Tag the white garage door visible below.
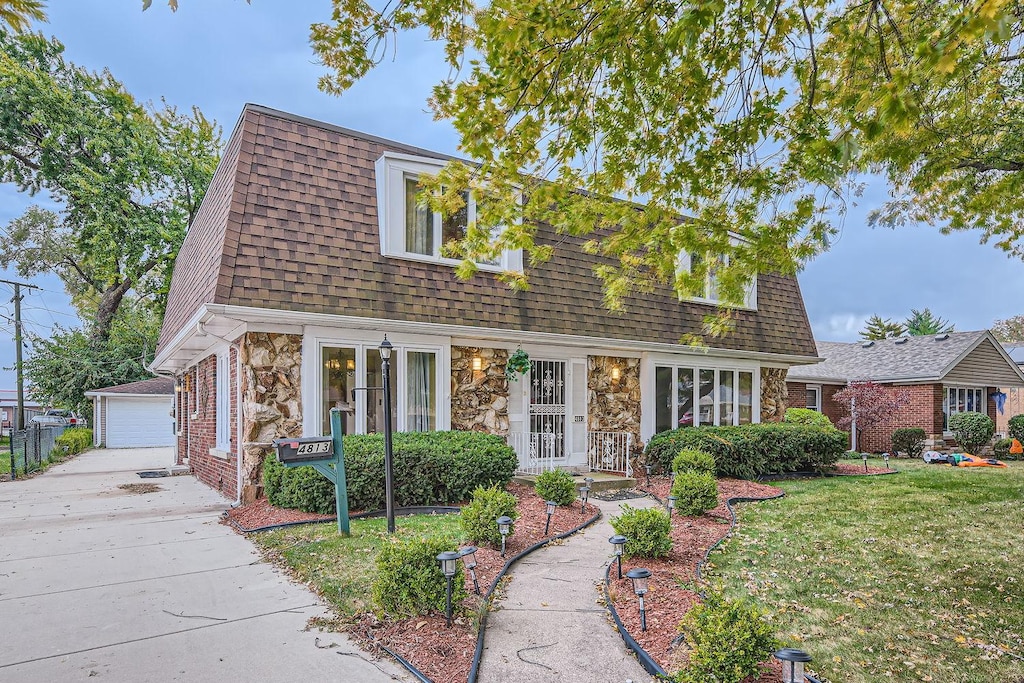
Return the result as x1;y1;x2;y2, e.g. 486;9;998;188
106;397;175;448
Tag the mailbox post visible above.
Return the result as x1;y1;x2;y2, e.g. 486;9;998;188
272;407;350;535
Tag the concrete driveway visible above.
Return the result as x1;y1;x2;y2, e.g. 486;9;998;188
0;448;407;683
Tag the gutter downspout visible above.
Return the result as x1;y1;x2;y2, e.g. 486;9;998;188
145;362;184;469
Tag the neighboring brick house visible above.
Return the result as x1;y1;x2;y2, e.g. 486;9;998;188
787;331;1024;453
996;345;1024;436
151;104;821;503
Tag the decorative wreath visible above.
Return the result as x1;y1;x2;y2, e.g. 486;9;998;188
505;348;530;381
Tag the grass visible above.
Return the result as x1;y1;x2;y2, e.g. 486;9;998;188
710;458;1024;683
252;513;464;619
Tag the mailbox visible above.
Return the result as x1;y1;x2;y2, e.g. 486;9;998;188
273;436;335;465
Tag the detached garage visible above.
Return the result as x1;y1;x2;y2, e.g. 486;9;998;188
86;377;175;448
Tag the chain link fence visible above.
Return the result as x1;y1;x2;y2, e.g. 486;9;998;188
8;424;67;478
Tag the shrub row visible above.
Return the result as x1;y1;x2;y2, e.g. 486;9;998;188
55;427;93;457
264;431;518;514
646;423;847;479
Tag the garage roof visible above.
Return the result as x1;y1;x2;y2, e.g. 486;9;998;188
86;377;174;396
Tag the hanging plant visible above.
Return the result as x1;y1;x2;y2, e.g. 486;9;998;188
505;348;530;381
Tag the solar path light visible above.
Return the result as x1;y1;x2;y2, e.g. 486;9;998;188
609;534;627;579
458;546;480;595
496;516;512;557
436;551;460;628
544;500;557;535
775;648;812;683
625;567;652;631
579;486;591;515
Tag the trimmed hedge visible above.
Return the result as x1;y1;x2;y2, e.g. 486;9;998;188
610;504;672;558
672;449;716;476
371;534;467;619
646;423;847;479
670;471;718;517
891;427;926;459
54;428;93;457
534;468;577;505
460;484;519;546
949;411;994;454
264;431;518;513
783;407;833;428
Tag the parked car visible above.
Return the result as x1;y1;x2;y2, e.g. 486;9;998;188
30;410;88;427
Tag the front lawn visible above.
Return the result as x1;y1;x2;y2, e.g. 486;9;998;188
711;459;1024;683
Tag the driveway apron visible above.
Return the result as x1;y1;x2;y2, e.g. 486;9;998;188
0;448;407;683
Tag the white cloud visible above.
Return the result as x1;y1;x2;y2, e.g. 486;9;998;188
812;314;869;343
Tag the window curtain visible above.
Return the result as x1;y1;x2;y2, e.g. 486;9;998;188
405;176;432;255
407;352;435;432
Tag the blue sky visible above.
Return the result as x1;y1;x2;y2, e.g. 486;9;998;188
0;0;1021;391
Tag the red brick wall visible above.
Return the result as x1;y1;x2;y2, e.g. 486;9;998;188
176;352;238;499
786;382;807;411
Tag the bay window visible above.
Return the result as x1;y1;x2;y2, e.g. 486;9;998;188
943;386;985;431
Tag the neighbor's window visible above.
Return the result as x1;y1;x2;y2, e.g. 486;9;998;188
654;365;757;430
806;385;822;412
377;153;521;270
943;386;985;431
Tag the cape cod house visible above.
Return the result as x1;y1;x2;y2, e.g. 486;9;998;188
786;331;1024;453
152;104;820;503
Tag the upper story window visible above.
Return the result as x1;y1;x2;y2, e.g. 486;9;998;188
376;152;522;271
676;240;757;309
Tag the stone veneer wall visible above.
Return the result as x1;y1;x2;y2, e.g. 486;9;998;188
761;367;788;422
451;346;509;434
588;356;642;456
239;332;302;503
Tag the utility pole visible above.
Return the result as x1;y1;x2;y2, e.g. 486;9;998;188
2;279;37;431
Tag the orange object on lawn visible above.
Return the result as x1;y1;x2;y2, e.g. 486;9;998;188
950;453;1007;468
1011;439;1023;455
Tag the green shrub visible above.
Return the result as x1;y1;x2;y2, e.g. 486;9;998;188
890;427;926;459
672;449;716;476
262;430;518;513
670;471;718;517
610;505;672;558
783;407;833;428
1008;414;1024;443
948;411;995;454
371;535;467;619
674;589;779;683
534;468;577;505
460;485;519;546
54;428;93;458
645;423;847;479
994;437;1013;460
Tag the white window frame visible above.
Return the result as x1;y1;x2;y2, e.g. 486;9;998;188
806;384;822;412
375;152;523;272
675;237;757;309
301;329;450;437
215;350;231;452
943;385;985;433
648;360;760;435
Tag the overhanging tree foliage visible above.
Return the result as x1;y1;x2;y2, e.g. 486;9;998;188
305;0;1022;329
0;30;221;341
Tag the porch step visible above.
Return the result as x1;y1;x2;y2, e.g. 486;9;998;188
513;471;637;493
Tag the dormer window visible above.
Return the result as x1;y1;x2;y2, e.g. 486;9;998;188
376;152;521;271
676;247;756;309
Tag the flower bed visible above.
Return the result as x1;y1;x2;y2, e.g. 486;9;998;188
614;475;787;681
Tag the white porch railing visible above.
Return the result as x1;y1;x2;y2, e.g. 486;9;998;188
587;431;634;477
507;431;563;475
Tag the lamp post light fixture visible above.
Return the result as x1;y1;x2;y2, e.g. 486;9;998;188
544;500;557;535
775;648;812;683
497;515;512;557
667;495;677;516
862;451;869;473
579;486;591;515
437;551;460;628
625;567;652;631
458;546;480;595
379;336;396;533
609;534;627;579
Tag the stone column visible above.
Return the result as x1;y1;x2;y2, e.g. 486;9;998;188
588;356;642;469
450;346;510;435
239;332;303;503
760;367;788;422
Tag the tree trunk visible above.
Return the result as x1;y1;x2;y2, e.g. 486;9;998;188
91;279;134;343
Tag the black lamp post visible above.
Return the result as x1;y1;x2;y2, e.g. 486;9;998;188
379;336;396;533
437;551;459;627
544;500;556;535
626;567;652;631
579;486;591;515
775;648;812;683
497;515;512;557
609;534;627;579
458;546;480;595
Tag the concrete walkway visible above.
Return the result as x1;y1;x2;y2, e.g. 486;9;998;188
0;448;408;683
477;495;661;683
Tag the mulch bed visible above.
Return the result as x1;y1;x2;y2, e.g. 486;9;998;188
231;484;596;683
614;475;788;681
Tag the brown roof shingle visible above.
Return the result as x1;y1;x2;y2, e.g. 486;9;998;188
158;105;817;358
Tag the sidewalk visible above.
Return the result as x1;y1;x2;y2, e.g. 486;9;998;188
476;494;661;683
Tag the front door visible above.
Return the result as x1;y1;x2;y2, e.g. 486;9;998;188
529;359;566;461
